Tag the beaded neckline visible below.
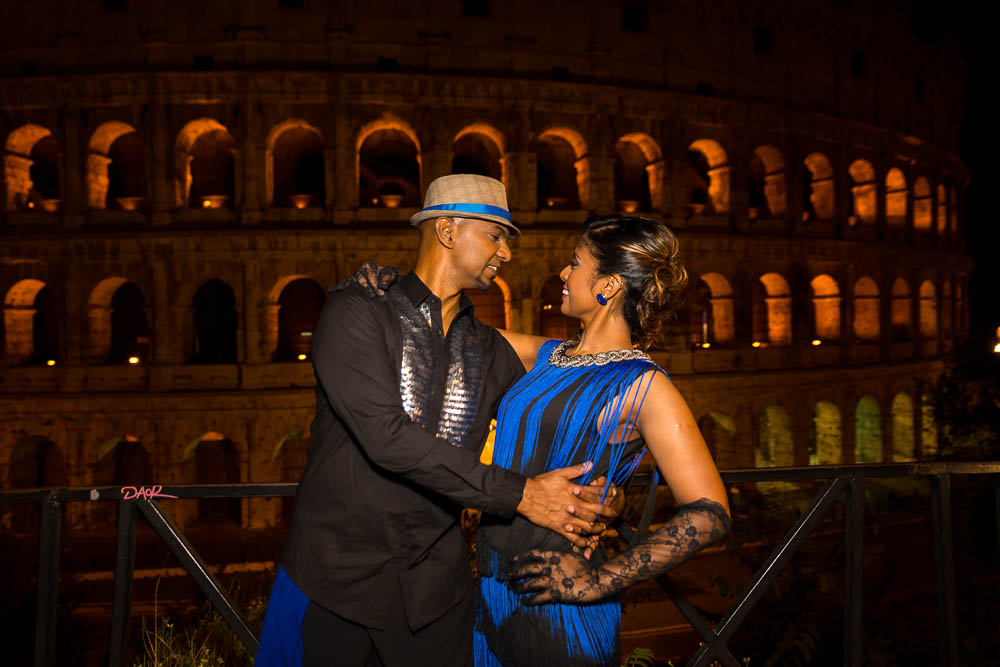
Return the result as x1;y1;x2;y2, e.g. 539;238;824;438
548;340;652;368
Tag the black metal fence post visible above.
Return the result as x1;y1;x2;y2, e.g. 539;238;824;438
843;474;864;666
931;474;959;666
108;501;138;667
33;493;61;667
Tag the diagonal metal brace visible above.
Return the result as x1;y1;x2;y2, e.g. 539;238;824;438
689;476;849;667
657;574;741;667
137;499;259;655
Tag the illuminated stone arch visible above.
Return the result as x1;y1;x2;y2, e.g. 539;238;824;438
537;127;588;209
88;277;149;363
191;279;238;363
689;272;734;346
698;411;736;462
918;280;937;340
890;393;915;461
356;115;422;208
848;159;877;225
614;132;663;212
268;275;326;361
752;272;791;346
920;392;937;458
266;119;326;208
936;183;948;235
890;278;912;341
453;123;505;183
5;123;60;212
853;276;880;342
193;432;241;524
803;152;834;221
854;395;882;463
175;118;235;209
686;139;729;214
539;274;577;339
464;276;510;329
748;145;786;218
809;400;842;465
4;278;59;365
756;405;794;467
913;177;932;230
885;167;908;227
87;121;145;210
809;274;841;342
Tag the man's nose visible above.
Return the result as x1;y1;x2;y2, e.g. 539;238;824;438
497;240;512;262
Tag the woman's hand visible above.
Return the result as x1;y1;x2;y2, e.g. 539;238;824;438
503;549;619;605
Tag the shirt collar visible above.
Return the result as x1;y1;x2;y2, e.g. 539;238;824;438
399;271;475;315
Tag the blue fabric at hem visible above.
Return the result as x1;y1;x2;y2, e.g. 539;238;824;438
255;567;310;667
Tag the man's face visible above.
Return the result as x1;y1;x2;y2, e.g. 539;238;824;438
451;218;513;290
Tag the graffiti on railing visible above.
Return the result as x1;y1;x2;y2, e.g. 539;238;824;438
121;485;178;500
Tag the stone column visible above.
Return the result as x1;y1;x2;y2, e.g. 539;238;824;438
150;103;172;225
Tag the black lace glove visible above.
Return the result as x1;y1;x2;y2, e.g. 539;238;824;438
505;497;730;605
334;261;399;297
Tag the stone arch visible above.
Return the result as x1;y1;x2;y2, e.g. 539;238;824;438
809;274;841;342
87;121;145;210
8;436;66;532
854;395;882;463
689;272;734;346
91;434;152;526
936;183;948;235
756;405;794;467
266;119;326;208
537;127;588;209
193;432;241;524
809;400;842;465
885;167;908;227
175;118;235;209
913;177;932;230
948;187;958;236
464;277;509;329
5;123;60;212
614;132;662;212
192;279;238;363
803;152;834;221
748;145;786;218
686;139;730;214
698;411;736;462
890;278;912;341
941;280;953;338
848;159;877;225
853;276;880;342
89;278;148;363
453;123;505;183
918;280;937;339
269;276;326;361
356;115;421;208
4;279;59;365
891;392;915;461
753;272;791;346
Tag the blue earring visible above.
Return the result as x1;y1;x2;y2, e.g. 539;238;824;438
596;293;608;305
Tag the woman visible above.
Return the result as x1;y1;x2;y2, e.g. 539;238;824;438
475;215;731;667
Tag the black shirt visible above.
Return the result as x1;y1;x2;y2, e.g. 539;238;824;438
281;272;527;631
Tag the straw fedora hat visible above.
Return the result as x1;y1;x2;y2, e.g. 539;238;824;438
410;174;520;239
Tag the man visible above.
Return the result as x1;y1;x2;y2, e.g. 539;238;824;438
256;174;616;667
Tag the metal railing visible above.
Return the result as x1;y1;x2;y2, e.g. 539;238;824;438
2;461;999;667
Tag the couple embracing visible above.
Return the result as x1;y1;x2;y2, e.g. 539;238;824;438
256;174;730;667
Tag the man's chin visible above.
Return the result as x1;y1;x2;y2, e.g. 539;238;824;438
472;273;495;290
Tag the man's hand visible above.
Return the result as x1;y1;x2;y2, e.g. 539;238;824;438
516;462;616;548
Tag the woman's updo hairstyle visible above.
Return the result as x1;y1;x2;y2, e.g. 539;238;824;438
581;215;688;350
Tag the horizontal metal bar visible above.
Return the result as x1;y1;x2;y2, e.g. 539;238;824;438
3;462;999;504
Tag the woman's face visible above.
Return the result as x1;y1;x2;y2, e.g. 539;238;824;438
558;242;601;319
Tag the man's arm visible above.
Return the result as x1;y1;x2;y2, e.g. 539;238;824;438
314;285;609;545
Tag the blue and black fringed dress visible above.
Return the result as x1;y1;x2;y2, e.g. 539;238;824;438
475;339;664;667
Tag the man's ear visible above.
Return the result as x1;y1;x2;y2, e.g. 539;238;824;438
434;216;457;249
